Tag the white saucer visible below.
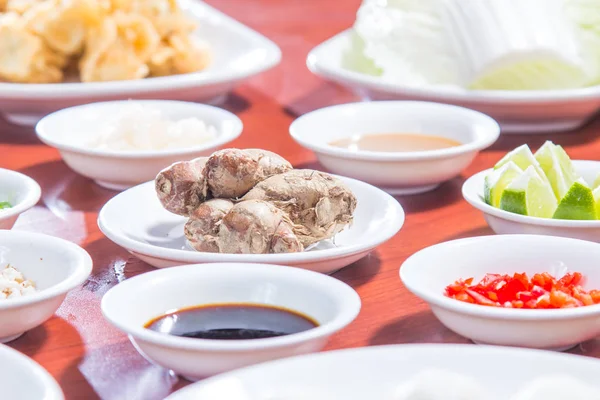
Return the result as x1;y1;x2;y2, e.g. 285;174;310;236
0;344;64;400
0;0;281;126
307;30;600;134
98;176;404;273
166;344;600;399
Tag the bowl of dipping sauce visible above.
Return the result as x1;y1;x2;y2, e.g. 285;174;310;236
101;263;361;381
290;101;500;195
36;100;242;191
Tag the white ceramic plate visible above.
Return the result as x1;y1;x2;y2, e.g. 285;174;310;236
97;177;404;272
36;100;243;190
463;160;600;242
0;344;64;400
401;234;600;351
289;101;499;195
0;168;41;230
307;30;600;134
166;344;600;399
0;0;281;126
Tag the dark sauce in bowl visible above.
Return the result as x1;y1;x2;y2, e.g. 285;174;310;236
145;303;319;340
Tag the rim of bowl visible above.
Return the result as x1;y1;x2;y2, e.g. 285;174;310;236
289;101;500;162
400;234;600;320
307;30;600;104
0;344;64;400
97;177;405;264
463;163;600;228
0;169;41;224
101;263;362;351
0;231;93;310
35;100;243;159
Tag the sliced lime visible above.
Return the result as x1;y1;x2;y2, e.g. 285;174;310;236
534;141;578;200
484;161;522;207
499;166;557;218
593;173;600;190
553;179;596;220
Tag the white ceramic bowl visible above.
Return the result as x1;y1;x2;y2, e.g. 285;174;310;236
0;0;280;126
36;100;243;190
0;169;41;229
307;29;600;134
97;176;404;272
0;230;93;343
400;234;600;351
101;263;361;381
166;344;600;400
463;160;600;242
289;101;499;195
0;344;64;400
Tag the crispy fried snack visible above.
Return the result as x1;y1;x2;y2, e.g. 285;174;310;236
0;12;64;83
79;11;159;82
23;0;104;56
149;33;210;77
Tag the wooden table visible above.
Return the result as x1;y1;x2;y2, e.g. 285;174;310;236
3;0;600;398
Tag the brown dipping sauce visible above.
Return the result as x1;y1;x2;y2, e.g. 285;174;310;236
329;133;461;152
145;303;319;340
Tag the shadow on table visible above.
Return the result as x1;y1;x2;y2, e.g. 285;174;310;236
333;252;381;288
368;310;469;346
19;160;116;213
220;93;251;115
442;226;495;242
12;316;100;399
0;116;40;145
282;83;357;119
9;323;48;357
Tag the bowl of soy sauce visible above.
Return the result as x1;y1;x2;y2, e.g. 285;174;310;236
101;263;361;381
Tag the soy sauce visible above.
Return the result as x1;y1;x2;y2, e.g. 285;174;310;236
145;303;319;340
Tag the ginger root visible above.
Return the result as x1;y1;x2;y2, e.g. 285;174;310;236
155;157;208;216
204;148;292;199
218;200;303;254
242;170;357;247
185;199;233;252
154;148;356;255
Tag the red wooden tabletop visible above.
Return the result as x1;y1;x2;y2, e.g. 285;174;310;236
2;0;600;399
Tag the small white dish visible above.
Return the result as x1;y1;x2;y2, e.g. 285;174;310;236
289;101;499;195
307;30;600;134
101;263;361;380
0;0;281;126
0;230;92;343
0;344;64;400
0;169;41;230
166;344;600;399
463;160;600;242
36;100;242;190
97;176;404;272
401;234;600;351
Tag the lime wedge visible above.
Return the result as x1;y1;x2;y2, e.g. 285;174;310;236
534;141;579;200
484;161;522;207
593;173;600;190
553;179;596;220
499;166;558;218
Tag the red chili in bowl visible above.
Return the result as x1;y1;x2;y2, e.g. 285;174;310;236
444;272;600;309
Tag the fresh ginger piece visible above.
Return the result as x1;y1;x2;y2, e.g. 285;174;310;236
184;199;233;253
204;149;292;199
155;157;208;216
242;169;357;247
218;200;303;254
